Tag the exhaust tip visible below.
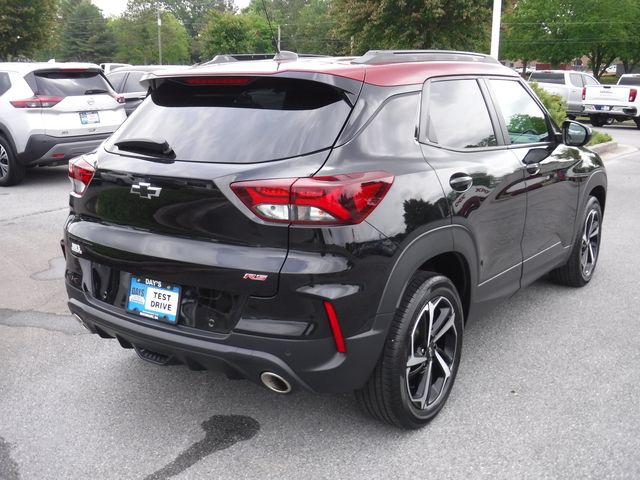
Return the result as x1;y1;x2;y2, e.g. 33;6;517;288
260;372;292;394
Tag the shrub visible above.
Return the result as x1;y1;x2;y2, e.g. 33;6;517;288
529;81;567;127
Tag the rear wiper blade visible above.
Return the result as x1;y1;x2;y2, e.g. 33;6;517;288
84;89;109;95
114;138;176;162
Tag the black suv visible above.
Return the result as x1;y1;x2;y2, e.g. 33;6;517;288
63;50;607;429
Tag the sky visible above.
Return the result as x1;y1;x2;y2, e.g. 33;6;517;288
91;0;250;17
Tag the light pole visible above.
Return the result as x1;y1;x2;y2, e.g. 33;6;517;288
157;6;162;65
490;0;502;60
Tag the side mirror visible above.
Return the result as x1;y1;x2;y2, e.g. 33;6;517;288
562;120;592;147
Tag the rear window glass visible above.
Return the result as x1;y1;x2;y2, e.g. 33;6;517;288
529;72;564;84
123;71;146;93
618;76;640;86
0;72;11;96
34;71;112;96
106;77;352;163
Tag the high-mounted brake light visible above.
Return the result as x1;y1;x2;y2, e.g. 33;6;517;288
230;171;394;225
184;77;252;85
68;156;96;197
582;86;586;101
629;88;637;102
10;95;63;108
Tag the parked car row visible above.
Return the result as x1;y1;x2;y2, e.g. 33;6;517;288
0;62;127;186
0;62;189;186
529;69;640;128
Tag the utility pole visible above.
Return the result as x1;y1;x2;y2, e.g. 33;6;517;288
157;5;163;65
277;25;281;52
490;0;502;60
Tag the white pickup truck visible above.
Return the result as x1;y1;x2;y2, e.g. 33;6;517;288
582;74;640;128
528;70;600;118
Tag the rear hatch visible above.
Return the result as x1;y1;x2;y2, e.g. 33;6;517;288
29;68;125;136
584;84;637;105
68;73;359;318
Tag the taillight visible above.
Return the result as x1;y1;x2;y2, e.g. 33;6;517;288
582;87;586;101
112;93;125;104
629;88;637;102
68;156;96;197
231;171;393;225
10;95;63;108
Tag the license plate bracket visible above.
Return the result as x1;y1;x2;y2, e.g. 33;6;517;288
80;111;100;124
127;276;181;324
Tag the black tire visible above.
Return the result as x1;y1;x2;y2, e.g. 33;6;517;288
634;118;640;130
590;115;605;127
355;272;464;429
0;136;26;186
549;196;602;287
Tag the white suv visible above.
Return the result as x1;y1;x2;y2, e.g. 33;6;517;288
0;62;126;186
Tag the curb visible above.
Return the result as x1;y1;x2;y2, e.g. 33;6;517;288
588;141;618;154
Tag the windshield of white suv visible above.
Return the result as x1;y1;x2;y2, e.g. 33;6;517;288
34;70;113;96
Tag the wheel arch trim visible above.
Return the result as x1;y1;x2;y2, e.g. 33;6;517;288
376;225;479;317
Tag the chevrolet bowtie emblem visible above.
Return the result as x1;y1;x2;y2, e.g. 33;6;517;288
131;182;162;199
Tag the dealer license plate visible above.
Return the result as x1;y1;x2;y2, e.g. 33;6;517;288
80;111;100;124
127;276;181;323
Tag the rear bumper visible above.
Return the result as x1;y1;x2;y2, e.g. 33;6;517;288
16;133;113;166
582;104;638;118
66;284;392;394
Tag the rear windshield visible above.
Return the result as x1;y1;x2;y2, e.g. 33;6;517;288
529;72;564;84
34;70;112;96
105;77;353;163
618;76;640;86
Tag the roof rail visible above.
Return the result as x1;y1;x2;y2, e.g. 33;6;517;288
352;50;500;66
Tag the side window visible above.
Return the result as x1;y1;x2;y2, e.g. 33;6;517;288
0;72;11;96
123;72;145;93
107;71;127;93
488;79;551;145
570;73;584;87
583;75;599;86
425;79;497;149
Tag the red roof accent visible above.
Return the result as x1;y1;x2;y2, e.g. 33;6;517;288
149;58;518;87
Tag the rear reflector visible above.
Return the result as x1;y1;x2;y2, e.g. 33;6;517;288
10;95;64;108
323;301;346;353
231;171;393;225
52;153;65;159
184;77;252;85
68;156;96;197
629;88;637;102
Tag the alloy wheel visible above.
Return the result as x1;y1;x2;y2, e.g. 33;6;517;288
405;296;458;410
0;144;8;179
581;208;600;277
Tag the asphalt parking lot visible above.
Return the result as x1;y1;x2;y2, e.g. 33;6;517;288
1;124;640;480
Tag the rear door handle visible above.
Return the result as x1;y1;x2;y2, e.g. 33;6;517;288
449;174;473;192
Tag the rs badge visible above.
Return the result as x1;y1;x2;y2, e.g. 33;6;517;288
243;273;268;281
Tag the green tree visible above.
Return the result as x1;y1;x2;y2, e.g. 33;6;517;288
111;9;190;64
126;0;235;36
0;0;58;60
57;0;114;62
200;11;273;58
502;0;640;79
244;0;343;54
328;0;492;55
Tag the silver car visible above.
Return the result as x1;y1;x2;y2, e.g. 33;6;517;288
0;62;126;186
